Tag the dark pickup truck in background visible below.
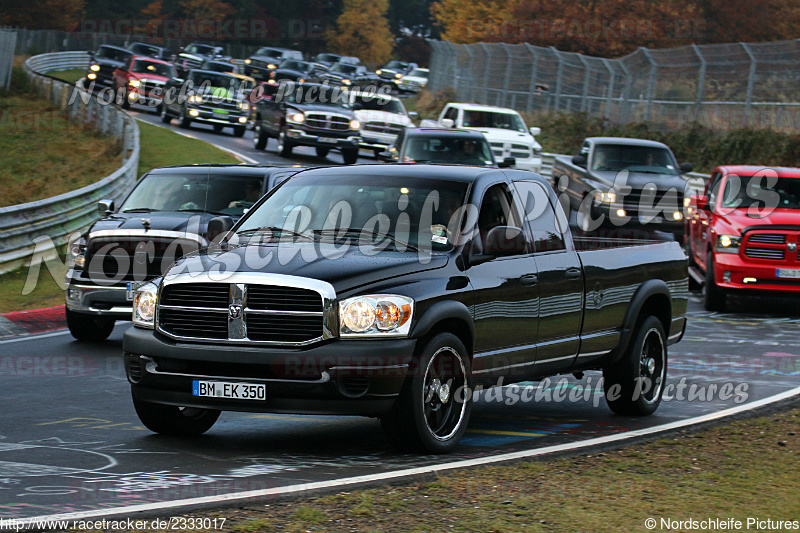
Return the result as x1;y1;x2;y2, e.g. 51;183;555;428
65;165;299;341
123;165;688;453
553;137;693;241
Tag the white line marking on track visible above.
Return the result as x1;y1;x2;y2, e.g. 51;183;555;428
0;329;70;344
137;118;258;164
15;385;800;525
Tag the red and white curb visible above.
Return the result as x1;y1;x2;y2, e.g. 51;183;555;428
0;306;65;339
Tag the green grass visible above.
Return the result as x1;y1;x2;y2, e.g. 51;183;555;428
46;68;85;85
130;407;799;532
135;120;238;177
0;260;67;313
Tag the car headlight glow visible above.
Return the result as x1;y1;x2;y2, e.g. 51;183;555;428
244;59;252;64
267;63;277;69
128;80;141;87
132;280;160;329
66;239;86;269
87;73;97;80
395;73;402;78
188;94;203;103
341;78;351;85
715;234;741;254
90;64;100;72
376;69;382;75
593;190;617;203
340;295;413;337
349;119;360;129
239;102;249;110
288;112;305;123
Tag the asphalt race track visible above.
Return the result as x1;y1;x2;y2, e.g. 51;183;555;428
1;293;799;521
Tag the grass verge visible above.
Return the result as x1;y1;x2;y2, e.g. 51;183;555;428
0;261;67;313
46;68;85;85
135;406;799;533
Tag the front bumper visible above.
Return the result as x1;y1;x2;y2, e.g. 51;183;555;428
123;326;416;416
187;107;249;126
511;156;542;172
65;279;132;319
286;128;360;150
359;131;398;150
713;253;800;293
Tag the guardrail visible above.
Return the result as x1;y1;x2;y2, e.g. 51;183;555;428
0;52;140;274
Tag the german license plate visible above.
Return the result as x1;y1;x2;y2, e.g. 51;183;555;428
639;215;662;224
776;269;800;278
192;380;266;400
318;137;338;143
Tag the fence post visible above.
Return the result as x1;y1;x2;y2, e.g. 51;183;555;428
602;58;615;121
502;44;514;108
465;45;475;102
551;47;564;112
640;47;657;123
578;54;591;113
741;42;757;127
691;44;706;123
480;43;491;104
619;61;632;124
524;44;540;114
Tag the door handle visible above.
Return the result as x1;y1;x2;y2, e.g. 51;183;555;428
521;274;539;286
565;268;582;280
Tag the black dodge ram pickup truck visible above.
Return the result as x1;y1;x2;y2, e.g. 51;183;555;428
123;165;688;453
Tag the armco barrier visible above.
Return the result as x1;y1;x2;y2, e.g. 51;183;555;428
0;52;140;274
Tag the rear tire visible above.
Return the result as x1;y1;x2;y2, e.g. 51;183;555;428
704;251;726;312
160;104;172;124
277;129;293;157
603;315;667;416
66;308;115;341
316;146;330;158
342;148;358;165
133;395;220;436
380;332;472;453
233;125;246;137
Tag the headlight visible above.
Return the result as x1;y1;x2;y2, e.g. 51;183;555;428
87;73;97;80
341;78;351;85
395;73;402;79
67;239;86;269
267;63;277;69
244;59;252;64
715;234;741;254
188;94;203;103
132;280;160;329
349;119;360;129
376;69;382;75
239;102;249;110
90;64;100;72
128;80;141;87
340;295;413;337
288;112;305;123
593;190;617;203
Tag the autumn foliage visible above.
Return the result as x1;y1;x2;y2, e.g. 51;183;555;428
326;0;394;65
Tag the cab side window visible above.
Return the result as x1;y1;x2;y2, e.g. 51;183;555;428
474;184;526;255
443;107;457;122
707;171;723;210
513;180;566;252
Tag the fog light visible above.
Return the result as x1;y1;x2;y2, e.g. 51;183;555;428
723;271;732;283
743;277;757;284
238;116;247;123
128;91;138;99
68;289;81;302
673;211;683;221
189;109;199;117
87;73;97;80
616;209;626;217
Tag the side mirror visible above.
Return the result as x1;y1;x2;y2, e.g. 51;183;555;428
571;155;587;167
441;118;455;128
207;216;234;242
694;195;709;211
482;226;527;257
408;111;419;120
377;150;395;162
97;199;114;215
498;157;516;168
680;162;694;174
529;126;541;136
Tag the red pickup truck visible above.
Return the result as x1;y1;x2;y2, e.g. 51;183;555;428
686;165;800;311
113;56;177;110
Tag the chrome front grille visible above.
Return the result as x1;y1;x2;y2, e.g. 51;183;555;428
157;276;335;345
744;247;785;260
748;233;786;244
363;121;403;134
84;236;201;282
306;113;351;131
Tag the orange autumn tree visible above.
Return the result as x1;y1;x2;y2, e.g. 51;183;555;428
1;0;85;31
179;0;236;21
326;0;394;65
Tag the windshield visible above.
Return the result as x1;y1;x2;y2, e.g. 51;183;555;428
188;72;243;93
96;47;131;62
332;64;357;75
721;175;800;210
236;174;470;251
408;68;428;77
284;85;350;107
385;61;408;70
352;94;405;114
280;60;309;71
316;53;339;62
121;173;266;217
462;110;526;132
131;60;175;78
131;44;160;56
204;61;233;73
185;44;215;55
592;145;679;175
403;136;494;166
255;48;281;57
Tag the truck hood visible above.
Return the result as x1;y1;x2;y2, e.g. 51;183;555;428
591;170;689;193
165;244;449;294
402;75;427;84
714;209;800;234
288;103;355;116
87;211;232;240
466;128;540;150
354;109;412;126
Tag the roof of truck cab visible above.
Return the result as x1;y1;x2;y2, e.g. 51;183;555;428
292;163;505;183
404;128;487;140
147;164;305;176
587;137;670;149
446;103;520;114
718;165;800;177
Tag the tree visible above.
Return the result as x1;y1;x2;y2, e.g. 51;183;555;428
179;0;236;20
430;0;513;44
1;0;86;31
326;0;394;65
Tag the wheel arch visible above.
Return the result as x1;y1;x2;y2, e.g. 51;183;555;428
609;280;671;365
410;300;474;358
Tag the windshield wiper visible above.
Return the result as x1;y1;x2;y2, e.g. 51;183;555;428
312;228;419;252
236;226;314;241
122;208;155;213
176;208;229;216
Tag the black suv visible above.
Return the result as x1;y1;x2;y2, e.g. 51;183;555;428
128;42;172;61
317;62;381;88
252;82;361;164
176;43;230;77
379;128;514;168
160;70;250;136
245;47;304;80
87;45;133;87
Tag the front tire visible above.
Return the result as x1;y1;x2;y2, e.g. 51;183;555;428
704;251;726;312
315;146;330;158
603;315;667;416
66;308;115;341
233;125;246;137
253;121;268;150
342;148;359;165
380;332;472;453
160;104;172;124
276;129;293;157
179;106;191;129
133;395;220;436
